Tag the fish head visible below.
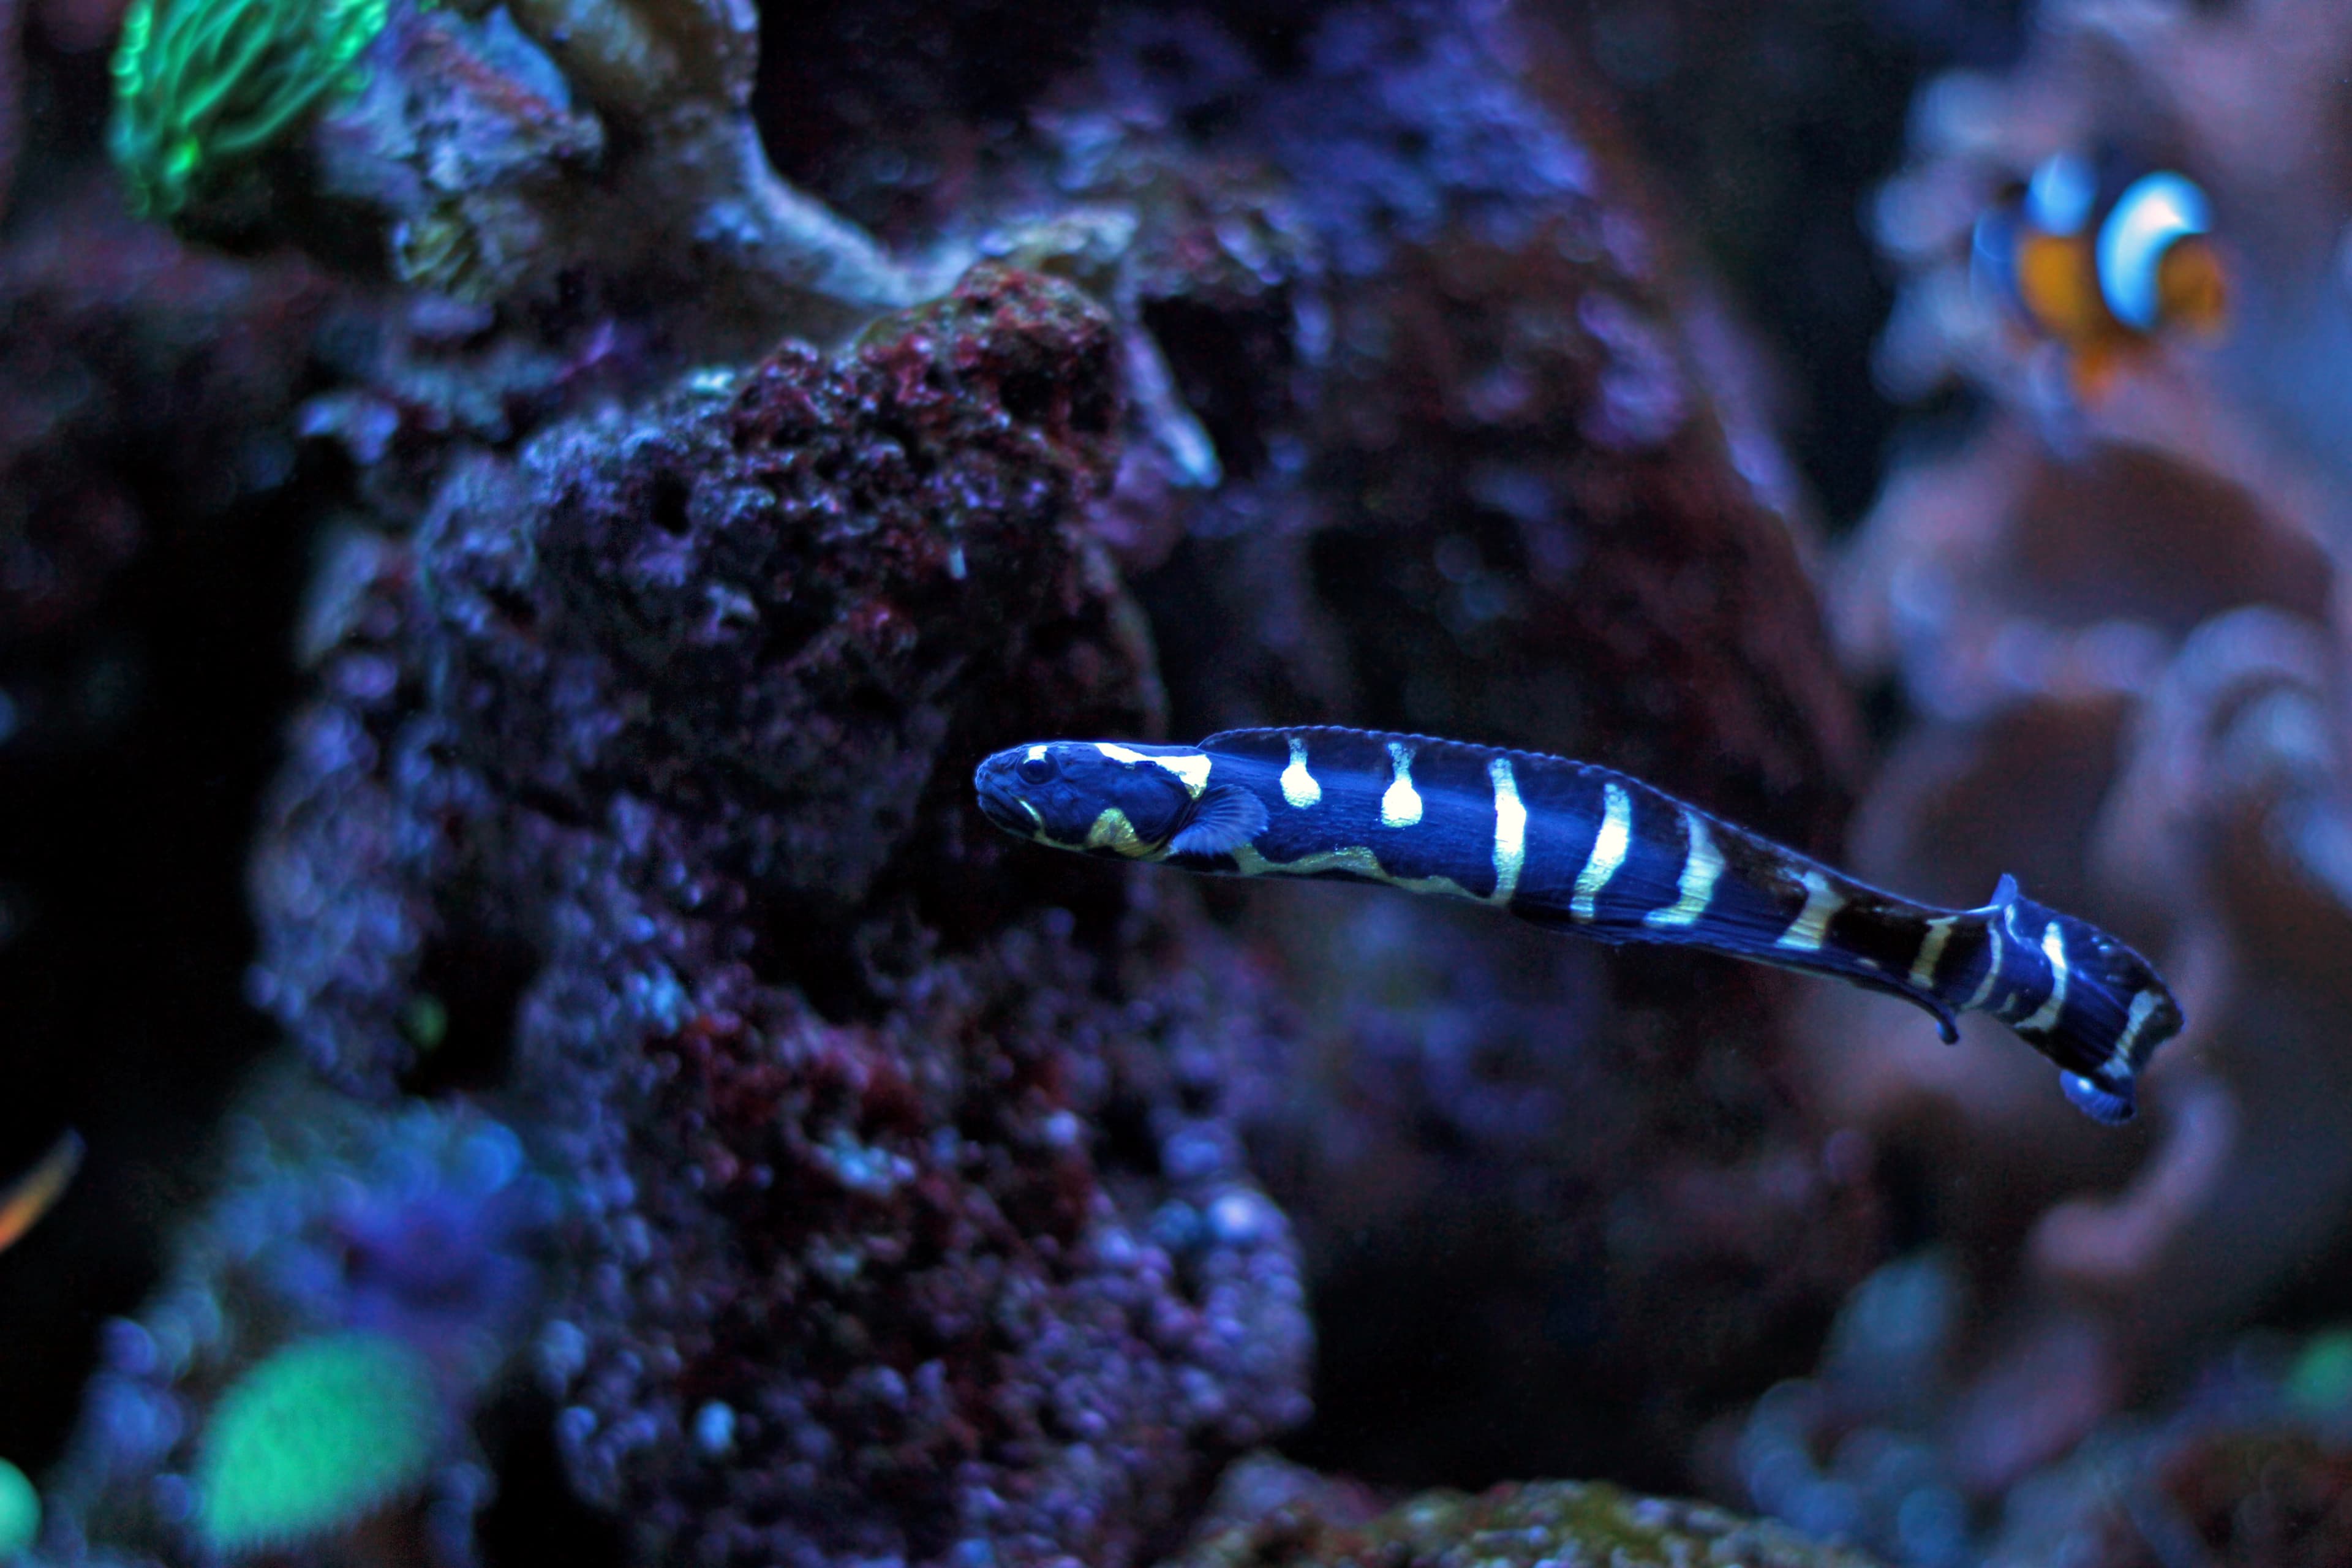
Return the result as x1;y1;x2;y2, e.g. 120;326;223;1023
974;740;1207;861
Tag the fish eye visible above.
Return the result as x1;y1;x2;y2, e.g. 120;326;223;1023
1016;754;1055;785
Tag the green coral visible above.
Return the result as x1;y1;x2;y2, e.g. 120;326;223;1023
108;0;391;219
2291;1326;2352;1414
0;1458;37;1559
1178;1461;1883;1568
194;1332;442;1554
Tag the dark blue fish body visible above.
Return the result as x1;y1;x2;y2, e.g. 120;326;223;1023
974;726;2182;1123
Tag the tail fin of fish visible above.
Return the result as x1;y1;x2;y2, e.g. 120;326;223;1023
1961;878;2181;1124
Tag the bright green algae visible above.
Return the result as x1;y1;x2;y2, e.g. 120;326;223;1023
0;1458;36;1558
194;1332;440;1553
108;0;391;219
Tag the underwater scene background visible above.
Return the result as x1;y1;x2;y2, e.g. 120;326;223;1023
5;0;2352;1562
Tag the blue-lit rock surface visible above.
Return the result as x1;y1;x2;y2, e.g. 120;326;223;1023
233;264;1313;1566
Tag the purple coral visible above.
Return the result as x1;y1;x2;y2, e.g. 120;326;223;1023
243;263;1310;1565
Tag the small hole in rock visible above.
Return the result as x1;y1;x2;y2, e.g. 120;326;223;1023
649;471;695;537
475;1385;628;1568
484;587;538;633
400;924;540;1096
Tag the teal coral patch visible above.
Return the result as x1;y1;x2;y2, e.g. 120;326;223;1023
0;1458;37;1558
194;1332;441;1553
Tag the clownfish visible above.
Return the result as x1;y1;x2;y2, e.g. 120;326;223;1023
1973;153;2228;396
0;1131;81;1255
976;729;2182;1123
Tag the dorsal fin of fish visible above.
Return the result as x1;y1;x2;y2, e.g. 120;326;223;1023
1200;726;1585;783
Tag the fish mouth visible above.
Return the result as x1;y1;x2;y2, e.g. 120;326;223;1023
973;755;1039;838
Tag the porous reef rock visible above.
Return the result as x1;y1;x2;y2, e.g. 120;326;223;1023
1174;1456;1883;1568
244;263;1310;1567
0;189;328;649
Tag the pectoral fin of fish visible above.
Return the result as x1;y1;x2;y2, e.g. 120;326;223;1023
1167;783;1271;858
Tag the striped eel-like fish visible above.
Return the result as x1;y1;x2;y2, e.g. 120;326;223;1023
973;727;2182;1123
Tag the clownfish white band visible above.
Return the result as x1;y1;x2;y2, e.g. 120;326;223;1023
2097;172;2211;333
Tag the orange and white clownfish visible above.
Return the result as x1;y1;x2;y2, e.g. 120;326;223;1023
1973;153;2228;396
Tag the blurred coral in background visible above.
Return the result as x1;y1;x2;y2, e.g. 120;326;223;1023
1734;0;2352;1559
12;0;2352;1564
